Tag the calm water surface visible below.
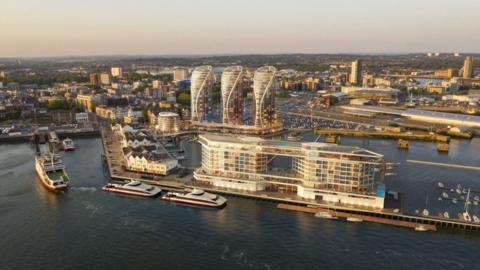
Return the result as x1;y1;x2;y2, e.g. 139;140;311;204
1;136;480;270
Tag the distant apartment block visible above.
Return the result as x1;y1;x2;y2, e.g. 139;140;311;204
349;59;363;86
100;73;111;85
111;67;123;78
174;67;189;81
463;56;474;79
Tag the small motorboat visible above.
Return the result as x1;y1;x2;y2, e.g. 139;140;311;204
452;198;458;204
346;217;363;223
462;211;472;222
443;212;450;219
473;215;480;223
442;192;449;199
474;195;479;201
62;138;75;151
415;225;428;232
315;211;338;220
437;182;445;188
422;209;429;216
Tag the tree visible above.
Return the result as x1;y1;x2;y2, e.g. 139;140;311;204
177;92;191;107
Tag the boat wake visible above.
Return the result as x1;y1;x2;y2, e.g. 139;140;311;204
220;245;274;269
71;187;97;192
82;201;101;217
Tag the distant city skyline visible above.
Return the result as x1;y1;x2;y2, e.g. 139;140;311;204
2;0;480;57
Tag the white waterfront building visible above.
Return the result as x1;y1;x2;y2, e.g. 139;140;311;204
253;66;278;129
221;66;244;125
194;134;386;208
191;66;214;122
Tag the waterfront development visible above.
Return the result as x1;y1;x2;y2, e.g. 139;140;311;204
1;136;480;269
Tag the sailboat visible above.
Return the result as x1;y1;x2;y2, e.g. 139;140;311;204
461;189;472;222
422;194;429;216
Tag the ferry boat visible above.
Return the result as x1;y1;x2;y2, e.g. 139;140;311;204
161;189;227;208
35;153;69;192
102;181;161;198
62;138;75;151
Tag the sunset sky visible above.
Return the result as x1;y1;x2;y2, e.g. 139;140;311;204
2;0;480;57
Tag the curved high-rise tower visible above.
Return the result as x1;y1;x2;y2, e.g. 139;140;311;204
191;66;214;122
253;66;277;129
221;66;244;125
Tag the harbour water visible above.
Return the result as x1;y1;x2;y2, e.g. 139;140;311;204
1;137;480;269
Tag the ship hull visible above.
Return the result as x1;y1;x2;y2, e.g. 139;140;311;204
102;187;161;198
35;161;68;192
161;196;226;208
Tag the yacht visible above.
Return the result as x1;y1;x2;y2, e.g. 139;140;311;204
442;192;449;199
161;189;227;208
35;153;69;192
102;181;161;197
62;138;75;151
461;189;472;222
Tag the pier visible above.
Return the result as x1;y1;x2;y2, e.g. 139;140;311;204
407;160;480;171
276;203;480;232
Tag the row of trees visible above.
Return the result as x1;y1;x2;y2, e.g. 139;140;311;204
2;73;88;85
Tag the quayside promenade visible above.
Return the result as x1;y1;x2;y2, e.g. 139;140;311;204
101;127;480;233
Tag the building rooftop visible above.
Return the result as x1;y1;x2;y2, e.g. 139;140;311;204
200;134;382;157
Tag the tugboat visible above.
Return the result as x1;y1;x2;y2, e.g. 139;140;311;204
102;181;161;197
35;152;69;192
397;139;409;150
161;189;227;208
62;138;75;151
436;142;449;153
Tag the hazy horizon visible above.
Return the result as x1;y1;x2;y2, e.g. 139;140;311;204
2;0;480;57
